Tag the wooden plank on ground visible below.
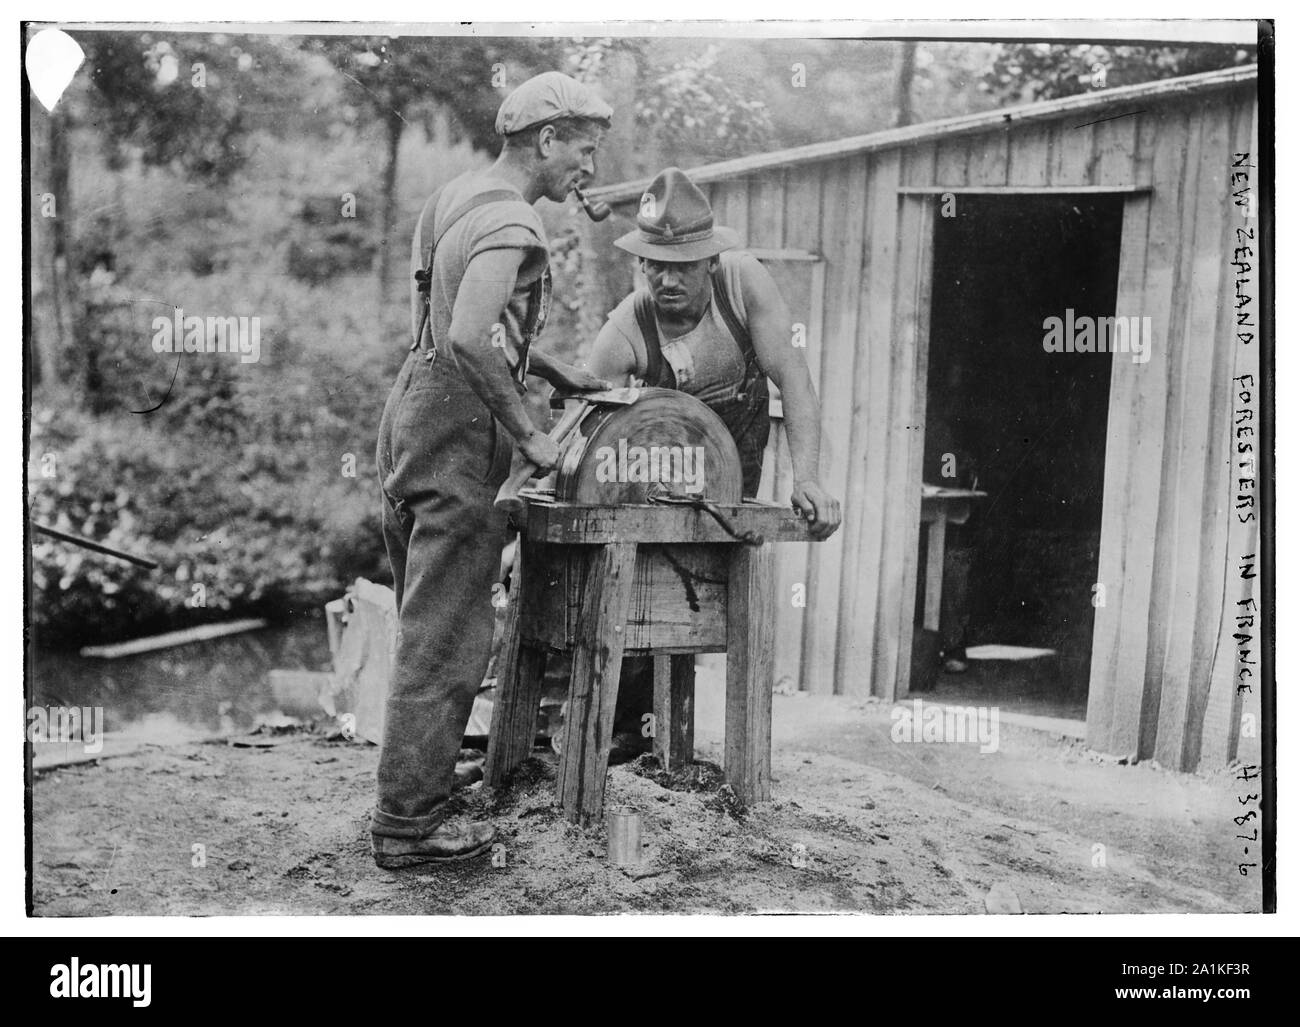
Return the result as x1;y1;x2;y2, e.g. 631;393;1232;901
80;619;267;659
330;582;397;745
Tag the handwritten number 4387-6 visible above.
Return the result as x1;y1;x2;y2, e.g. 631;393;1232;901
1236;764;1260;876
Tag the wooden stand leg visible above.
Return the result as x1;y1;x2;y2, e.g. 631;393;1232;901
485;540;549;786
725;542;775;804
653;655;695;771
484;562;548;785
557;542;637;823
484;645;547;787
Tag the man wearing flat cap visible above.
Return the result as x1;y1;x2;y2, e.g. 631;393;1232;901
372;71;613;867
588;167;840;750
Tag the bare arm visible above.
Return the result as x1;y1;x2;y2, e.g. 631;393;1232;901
527;348;611;394
447;248;556;467
737;254;841;539
587;317;640;386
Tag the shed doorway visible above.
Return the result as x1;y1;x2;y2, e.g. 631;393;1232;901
913;193;1126;718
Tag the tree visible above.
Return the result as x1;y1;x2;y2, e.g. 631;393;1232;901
895;42;918;127
555;38;784;345
34;31;302;401
78;31;301;183
27;88;72;385
981;42;1254;104
569;38;774;169
304;35;569;306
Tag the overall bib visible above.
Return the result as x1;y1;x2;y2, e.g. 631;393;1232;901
632;264;771;496
372;187;548;837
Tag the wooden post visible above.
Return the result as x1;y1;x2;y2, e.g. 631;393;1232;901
557;542;638;823
485;545;548;787
725;542;775;803
484;639;548;787
652;654;696;771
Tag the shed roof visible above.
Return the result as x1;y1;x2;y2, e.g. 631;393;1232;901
589;64;1258;205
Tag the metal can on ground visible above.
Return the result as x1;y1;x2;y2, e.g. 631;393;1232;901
605;805;642;866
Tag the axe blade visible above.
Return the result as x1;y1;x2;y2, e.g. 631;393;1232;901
553;386;640;406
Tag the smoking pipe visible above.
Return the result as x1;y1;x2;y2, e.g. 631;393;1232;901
573;185;611;222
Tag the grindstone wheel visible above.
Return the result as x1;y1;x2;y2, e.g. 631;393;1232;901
554;387;743;505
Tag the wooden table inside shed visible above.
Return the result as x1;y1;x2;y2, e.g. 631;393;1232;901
920;486;988;632
485;495;816;824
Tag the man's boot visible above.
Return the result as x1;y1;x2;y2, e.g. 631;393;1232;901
371;820;498;868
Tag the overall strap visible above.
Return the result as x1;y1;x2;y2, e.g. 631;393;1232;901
411;188;523;353
634;265;759;390
633;289;675;388
708;262;770;495
709;263;760;387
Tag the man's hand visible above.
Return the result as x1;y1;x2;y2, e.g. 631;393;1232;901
528;349;612;394
546;360;612;394
518;430;560;472
791;480;841;541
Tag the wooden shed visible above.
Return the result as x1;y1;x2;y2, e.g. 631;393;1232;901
587;64;1261;772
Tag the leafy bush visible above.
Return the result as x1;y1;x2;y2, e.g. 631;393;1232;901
29;249;403;645
29;392;393;646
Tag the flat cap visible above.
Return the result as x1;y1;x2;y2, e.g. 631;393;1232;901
495;71;613;136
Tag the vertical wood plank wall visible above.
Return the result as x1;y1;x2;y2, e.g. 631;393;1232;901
677;82;1257;769
1201;95;1261;769
1085;85;1261;770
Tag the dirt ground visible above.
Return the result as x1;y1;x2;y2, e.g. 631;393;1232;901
31;675;1261;916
